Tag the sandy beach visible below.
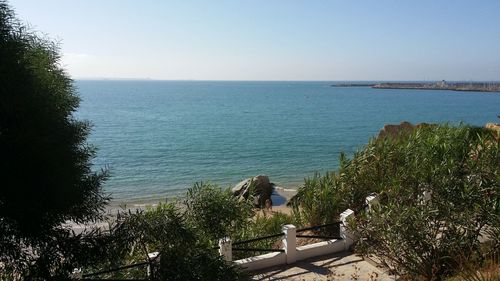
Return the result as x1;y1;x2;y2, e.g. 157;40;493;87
68;186;298;234
103;185;297;213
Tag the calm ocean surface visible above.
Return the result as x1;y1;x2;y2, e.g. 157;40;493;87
75;80;500;204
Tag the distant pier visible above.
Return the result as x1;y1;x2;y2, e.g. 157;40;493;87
332;81;500;92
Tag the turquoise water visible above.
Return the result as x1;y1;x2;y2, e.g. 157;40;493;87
75;80;500;203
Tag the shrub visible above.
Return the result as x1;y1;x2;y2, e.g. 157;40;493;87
184;182;253;242
84;203;250;281
290;172;347;227
156;246;246;281
351;124;500;279
291;124;499;279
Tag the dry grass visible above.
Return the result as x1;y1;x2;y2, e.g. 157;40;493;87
447;255;500;281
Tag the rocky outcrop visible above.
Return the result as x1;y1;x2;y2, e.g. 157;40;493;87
377;121;415;139
377;121;432;139
232;175;273;207
486;123;500;141
486;123;500;132
232;179;251;199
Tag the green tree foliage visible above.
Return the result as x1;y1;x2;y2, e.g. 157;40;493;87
290;172;347;227
0;1;108;278
352;125;499;279
87;203;250;281
87;183;298;278
184;182;253;242
184;182;302;259
293;124;499;279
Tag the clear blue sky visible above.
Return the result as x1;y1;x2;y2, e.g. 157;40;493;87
8;0;500;81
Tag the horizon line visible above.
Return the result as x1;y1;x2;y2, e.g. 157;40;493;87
73;78;500;83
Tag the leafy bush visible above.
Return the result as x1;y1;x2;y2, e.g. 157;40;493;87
349;124;500;279
289;131;412;228
290;172;347;227
84;203;250;281
156;246;246;281
291;124;499;279
184;182;253;242
182;182;302;259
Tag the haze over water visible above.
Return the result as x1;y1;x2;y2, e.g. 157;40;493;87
76;80;500;204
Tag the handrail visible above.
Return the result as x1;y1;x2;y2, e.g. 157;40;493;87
232;248;285;253
296;234;342;240
296;221;342;233
82;255;158;278
232;232;284;246
228;221;343;246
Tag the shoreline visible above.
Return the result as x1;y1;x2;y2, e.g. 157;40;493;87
69;186;297;233
103;185;298;214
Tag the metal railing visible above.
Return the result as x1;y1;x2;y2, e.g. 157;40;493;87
79;253;158;280
295;221;343;240
229;219;345;254
232;232;285;253
233;232;284;246
73;194;379;278
81;261;149;279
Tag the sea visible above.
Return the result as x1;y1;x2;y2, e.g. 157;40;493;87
75;80;500;205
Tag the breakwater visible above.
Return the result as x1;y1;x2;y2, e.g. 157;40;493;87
373;82;500;92
332;81;500;92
